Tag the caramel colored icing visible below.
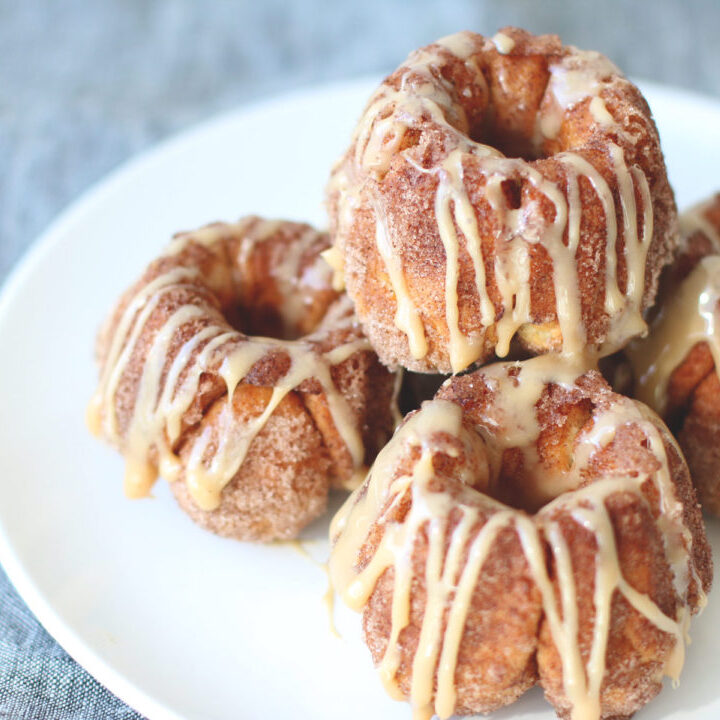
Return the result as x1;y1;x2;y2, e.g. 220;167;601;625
628;255;720;414
328;29;668;373
491;31;515;54
330;356;705;720
89;218;381;511
628;197;720;415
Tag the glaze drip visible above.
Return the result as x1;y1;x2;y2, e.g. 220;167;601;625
89;219;377;510
330;356;704;720
628;197;720;415
328;29;663;372
628;256;720;414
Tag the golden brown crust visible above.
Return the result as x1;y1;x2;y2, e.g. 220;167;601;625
364;522;542;714
344;362;711;719
92;218;397;541
358;419;540;714
173;385;330;539
328;27;678;372
676;368;720;515
440;367;712;604
641;193;720;514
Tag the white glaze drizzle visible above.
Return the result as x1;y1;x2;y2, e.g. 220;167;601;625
374;206;428;360
330;31;654;372
546;50;620;111
330;356;702;720
492;31;515;54
89;221;375;510
589;96;615;126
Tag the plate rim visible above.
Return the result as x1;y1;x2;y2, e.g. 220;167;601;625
1;75;719;720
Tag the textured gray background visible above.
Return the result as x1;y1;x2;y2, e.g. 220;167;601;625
1;0;720;716
2;0;720;283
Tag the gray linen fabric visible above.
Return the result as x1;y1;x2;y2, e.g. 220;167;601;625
0;567;143;719
1;0;720;717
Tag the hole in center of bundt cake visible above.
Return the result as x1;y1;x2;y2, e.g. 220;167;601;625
224;303;304;341
221;282;340;342
463;54;555;162
482;394;596;514
475;123;544;162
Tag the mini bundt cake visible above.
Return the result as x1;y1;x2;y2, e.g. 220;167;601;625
326;27;678;373
88;217;398;541
628;193;720;513
330;356;712;720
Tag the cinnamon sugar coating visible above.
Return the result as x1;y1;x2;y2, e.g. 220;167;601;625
630;193;720;514
330;358;711;720
90;217;397;541
327;27;678;373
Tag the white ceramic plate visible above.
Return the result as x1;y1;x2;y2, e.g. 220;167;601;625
1;77;720;720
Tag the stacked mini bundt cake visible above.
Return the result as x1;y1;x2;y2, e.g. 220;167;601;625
331;357;711;720
89;217;398;541
628;193;720;514
326;27;677;373
89;26;716;720
326;28;714;720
